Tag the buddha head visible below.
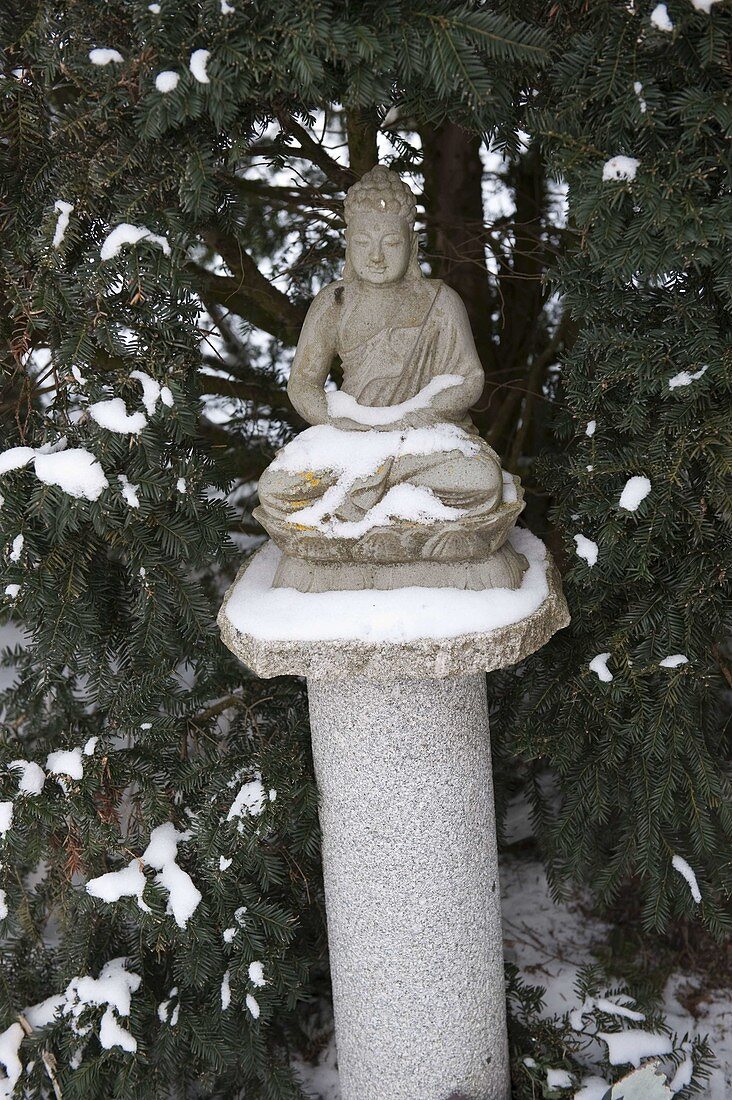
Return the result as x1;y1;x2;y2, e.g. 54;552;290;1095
343;166;421;285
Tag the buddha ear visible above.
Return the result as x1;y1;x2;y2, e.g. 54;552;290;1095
407;229;422;279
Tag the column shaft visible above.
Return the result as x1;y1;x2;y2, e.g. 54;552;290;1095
307;674;510;1100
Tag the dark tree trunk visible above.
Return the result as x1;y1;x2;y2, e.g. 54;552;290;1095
420;122;496;379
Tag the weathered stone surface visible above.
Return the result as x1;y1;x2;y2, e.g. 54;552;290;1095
217;545;569;681
308;673;510;1100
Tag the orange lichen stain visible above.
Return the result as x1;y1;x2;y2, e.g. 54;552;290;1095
288;500;311;509
291;522;315;531
303;471;321;487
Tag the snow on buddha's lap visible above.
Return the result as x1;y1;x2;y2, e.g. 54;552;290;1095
224;527;549;644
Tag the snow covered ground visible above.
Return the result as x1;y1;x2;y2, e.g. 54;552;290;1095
294;796;732;1100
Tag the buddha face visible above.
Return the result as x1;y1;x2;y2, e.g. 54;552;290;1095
346;213;413;285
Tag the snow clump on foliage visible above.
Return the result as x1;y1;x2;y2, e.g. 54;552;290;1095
619;476;651;511
100;223;171;261
602;156;640;182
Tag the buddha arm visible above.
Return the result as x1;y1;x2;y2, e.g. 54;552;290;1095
420;286;485;422
287;287;339;426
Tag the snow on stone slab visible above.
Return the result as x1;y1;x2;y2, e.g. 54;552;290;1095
660;654;688;668
9;759;45;795
89;48;124;65
598;1029;673;1067
155;70;180;93
33;449;108;500
668;365;707;389
225;527;551;645
671;855;701;903
573;1075;610;1100
619;476;651;512
227;774;266;820
650;3;674;30
547;1067;573;1089
0;801;13;836
189;49;211;83
589;653;613;683
574;533;598;567
142;822;201;927
130;370;161;416
100;223;171;262
86;861;151;912
0;1022;24;1094
89;398;147;434
52;200;74;248
46;748;84;781
606;1063;672;1097
326;374;463;427
602;156;639;182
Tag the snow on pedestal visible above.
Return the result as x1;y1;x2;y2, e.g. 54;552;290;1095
219;529;569;1100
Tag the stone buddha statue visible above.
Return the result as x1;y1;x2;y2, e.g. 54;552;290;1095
255;165;528;593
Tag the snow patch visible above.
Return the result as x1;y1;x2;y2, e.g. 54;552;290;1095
574;1078;610;1100
619;476;651;512
602;156;639;182
160;385;174;407
176;477;187;493
547;1068;573;1089
221;0;235;11
130;370;161;416
668;366;707;389
89;48;124;65
671;855;701;903
589;653;613;683
219;855;232;871
0;802;13;836
660;654;688;668
248;961;266;987
599;1029;673;1067
52;201;74;248
326;374;463;427
4;584;19;599
189;49;210;84
246;993;260;1019
9;760;45;796
34;449;108;500
650;3;674;30
633;81;647;113
46;748;84;781
83;737;99;756
585;420;596;437
100;223;171;262
689;0;720;11
574;533;598;567
225;528;551;645
86;861;150;912
227;775;266;820
155;71;179;93
63;958;141;1053
118;474;140;508
0;1023;24;1095
142;822;201;927
9;534;23;562
89;398;147;434
221;970;231;1010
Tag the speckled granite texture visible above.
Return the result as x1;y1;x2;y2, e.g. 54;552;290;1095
308;674;510;1100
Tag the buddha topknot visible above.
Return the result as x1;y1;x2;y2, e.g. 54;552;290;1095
344;165;417;228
